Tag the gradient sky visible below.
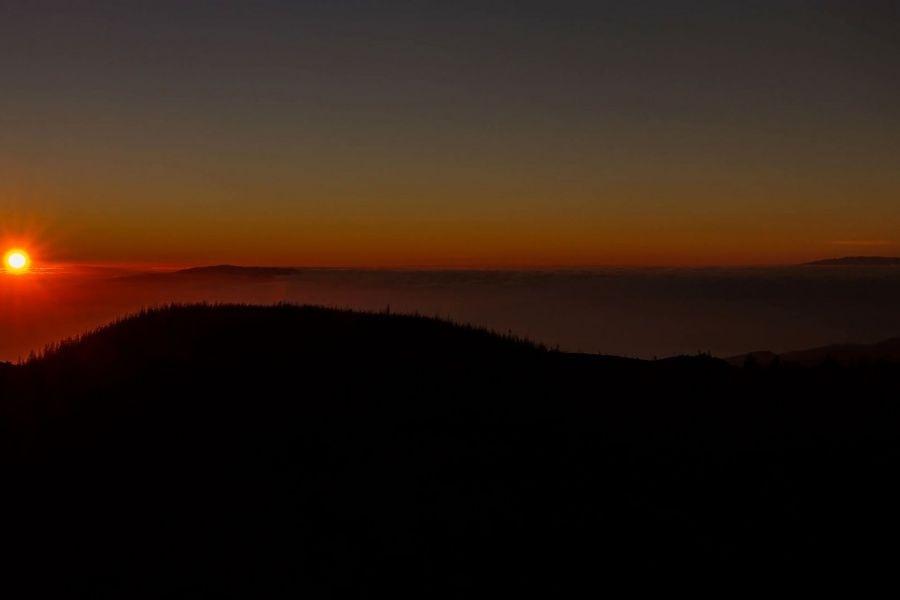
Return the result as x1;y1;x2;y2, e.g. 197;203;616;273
2;1;899;266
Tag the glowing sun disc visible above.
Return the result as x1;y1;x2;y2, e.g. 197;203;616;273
4;249;30;272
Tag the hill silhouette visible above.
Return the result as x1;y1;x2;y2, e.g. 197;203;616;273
2;304;900;594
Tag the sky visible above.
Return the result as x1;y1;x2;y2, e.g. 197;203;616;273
2;1;899;267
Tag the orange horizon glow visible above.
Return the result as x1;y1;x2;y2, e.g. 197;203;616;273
14;219;893;270
3;198;898;271
13;252;900;274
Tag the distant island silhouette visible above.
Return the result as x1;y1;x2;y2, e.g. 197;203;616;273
805;256;900;266
175;264;306;277
728;336;900;367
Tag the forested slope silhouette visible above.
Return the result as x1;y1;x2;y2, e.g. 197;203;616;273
1;304;899;595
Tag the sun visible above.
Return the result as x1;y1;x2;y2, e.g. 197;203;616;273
4;249;31;273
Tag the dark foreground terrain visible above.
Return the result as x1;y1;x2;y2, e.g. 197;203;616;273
2;304;900;595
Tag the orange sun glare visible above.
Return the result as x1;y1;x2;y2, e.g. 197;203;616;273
4;249;31;273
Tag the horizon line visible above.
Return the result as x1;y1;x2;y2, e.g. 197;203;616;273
29;256;900;273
